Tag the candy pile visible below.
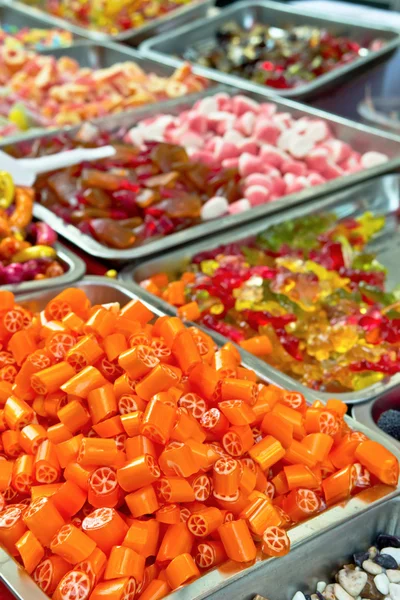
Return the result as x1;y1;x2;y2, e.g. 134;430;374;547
293;533;400;600
0;172;65;285
0;48;206;128
19;0;202;34
183;21;384;90
0;25;73;49
0;289;397;600
126;93;389;213
139;210;400;393
33;140;242;249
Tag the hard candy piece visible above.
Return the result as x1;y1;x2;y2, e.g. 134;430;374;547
374;574;390;596
238;153;265;177
387;572;400;584
200;196;229;220
361;152;388;169
245;185;270;206
232;95;261;116
244;173;272;190
334;583;354;600
228;199;251;214
288;134;315;159
338;569;368;597
362;560;383;575
254;123;282;145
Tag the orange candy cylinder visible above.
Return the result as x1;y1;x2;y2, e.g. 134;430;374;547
283;488;320;522
302;433;334;462
219;400;256;426
89;577;137;600
15;530;44;574
77;437;118;468
52;480;87;519
188;363;219;401
262;525;291;557
165;553;200;590
104;333;128;363
56;434;84;468
195;540;227;569
66;334;104;370
120;298;154;325
23;496;65;546
50;523;96;564
355;440;399;485
220;379;258;406
272;403;305;440
123;519;160;558
0;460;13;491
140;399;176;445
33;555;70;595
88;383;118;425
136;365;179;402
125;485;159;518
239;335;272;356
159;442;198;478
4;395;34;430
156;522;194;564
240;497;281;536
284;465;319;490
83;507;128;556
30;362;75;396
218;519;257;562
120;412;143;437
126;435;157;461
172;330;201;374
117;455;160;493
261;413;293;449
212;457;240;498
64;461;90;491
284;440;317;468
138;579;170;600
322;465;353;506
60;366;107;398
222;425;254;457
19;423;48;455
118;346;159;381
58;400;90;434
0;504;27;555
249;436;285;471
34;439;61;484
187;507;223;538
104;546;145;582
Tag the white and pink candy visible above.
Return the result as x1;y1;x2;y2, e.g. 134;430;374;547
126;94;388;220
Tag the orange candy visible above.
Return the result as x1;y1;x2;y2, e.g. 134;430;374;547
0;288;397;600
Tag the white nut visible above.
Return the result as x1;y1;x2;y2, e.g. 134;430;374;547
387;571;400;584
362;559;383;575
389;582;400;600
317;583;327;593
375;574;390;596
334;583;354;600
338;569;368;597
292;592;306;600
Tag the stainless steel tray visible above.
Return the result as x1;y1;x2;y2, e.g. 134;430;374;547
0;1;79;40
4;85;400;262
140;0;400;101
186;495;400;600
122;173;400;405
1;276;399;600
0;39;208;145
2;241;86;295
4;0;213;46
353;390;400;451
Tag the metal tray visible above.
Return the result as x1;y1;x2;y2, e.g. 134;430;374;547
1;276;399;600
4;85;400;263
140;0;400;101
2;241;86;295
0;1;79;40
122;173;400;405
187;495;400;600
353;390;400;451
0;39;209;145
4;0;213;46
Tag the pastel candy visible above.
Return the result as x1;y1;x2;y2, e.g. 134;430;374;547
254;123;281;145
244;173;273;190
239;153;265;177
281;160;307;176
200;196;229;220
228;198;251;214
288;135;315;159
361;151;388;168
232;95;261;116
245;184;270;206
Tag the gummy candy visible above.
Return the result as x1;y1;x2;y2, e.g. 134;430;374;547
183;21;385;90
0;174;65;285
19;0;203;35
141;211;400;392
30;141;242;249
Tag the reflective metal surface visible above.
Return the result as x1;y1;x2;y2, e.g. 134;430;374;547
2;242;86;295
122;173;400;405
4;0;213;46
1;277;399;600
4;85;400;262
140;0;400;101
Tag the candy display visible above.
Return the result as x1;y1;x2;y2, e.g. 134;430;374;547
32;139;242;249
139;210;400;393
18;0;204;35
292;533;400;600
182;21;385;90
126;93;389;212
0;25;73;49
0;47;206;128
0;288;397;600
0;172;66;285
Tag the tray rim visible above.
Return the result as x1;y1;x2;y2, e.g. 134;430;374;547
139;0;400;101
1;275;400;600
1;241;86;295
7;82;400;262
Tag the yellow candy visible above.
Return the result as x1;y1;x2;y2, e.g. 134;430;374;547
200;260;219;276
106;269;118;278
8;105;29;131
352;371;385;391
12;245;57;263
0;171;15;210
210;303;224;315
